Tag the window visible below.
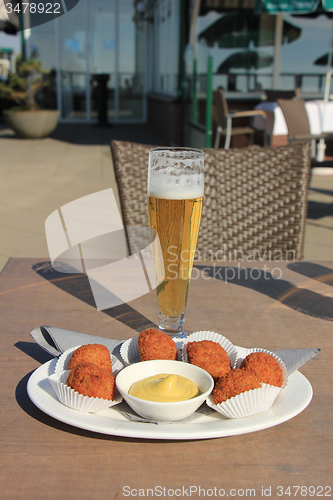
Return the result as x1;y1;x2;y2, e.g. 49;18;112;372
151;0;180;96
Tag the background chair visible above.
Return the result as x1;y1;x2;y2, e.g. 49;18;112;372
111;140;311;261
278;98;329;158
111;140;153;256
214;88;267;149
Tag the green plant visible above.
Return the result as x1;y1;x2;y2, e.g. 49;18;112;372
0;55;50;111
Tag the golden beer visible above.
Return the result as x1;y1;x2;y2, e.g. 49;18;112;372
148;196;203;318
148;147;204;335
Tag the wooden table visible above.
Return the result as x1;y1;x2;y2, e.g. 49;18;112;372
1;258;332;499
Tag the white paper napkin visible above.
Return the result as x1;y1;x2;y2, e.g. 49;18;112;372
30;325;122;357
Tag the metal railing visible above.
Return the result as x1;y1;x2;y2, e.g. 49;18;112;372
200;71;330;95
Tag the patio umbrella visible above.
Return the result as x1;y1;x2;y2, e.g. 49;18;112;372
256;1;333;76
198;10;301;48
0;1;19;35
314;52;333;65
217;49;273;73
256;0;333;160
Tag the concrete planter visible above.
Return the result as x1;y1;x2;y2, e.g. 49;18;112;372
4;109;60;139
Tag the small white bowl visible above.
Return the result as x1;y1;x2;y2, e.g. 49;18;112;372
116;360;214;422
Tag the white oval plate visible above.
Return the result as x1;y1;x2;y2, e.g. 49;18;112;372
27;346;313;441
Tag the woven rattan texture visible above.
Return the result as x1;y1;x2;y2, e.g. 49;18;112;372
111;141;310;261
112;140;150;226
111;141;151;254
278;99;311;139
199;142;310;260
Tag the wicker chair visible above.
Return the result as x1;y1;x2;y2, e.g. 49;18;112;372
111;140;311;261
214;88;268;149
278;98;329;158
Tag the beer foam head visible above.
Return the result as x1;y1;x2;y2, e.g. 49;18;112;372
148;148;204;200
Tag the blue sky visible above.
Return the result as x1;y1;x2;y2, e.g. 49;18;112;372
0;32;20;53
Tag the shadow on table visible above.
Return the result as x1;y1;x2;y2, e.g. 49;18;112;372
15;370;156;442
32;260;333;323
15;341;54;365
287;262;333;286
32;261;157;333
194;263;333;321
15;370;193;443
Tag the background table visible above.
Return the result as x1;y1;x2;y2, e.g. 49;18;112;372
0;258;332;499
252;100;333;137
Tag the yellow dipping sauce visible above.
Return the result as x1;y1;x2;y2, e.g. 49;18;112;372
129;373;200;402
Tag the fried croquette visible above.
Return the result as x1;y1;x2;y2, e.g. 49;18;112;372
212;368;261;404
66;362;115;400
138;329;178;361
68;344;112;373
187;340;231;382
240;352;284;387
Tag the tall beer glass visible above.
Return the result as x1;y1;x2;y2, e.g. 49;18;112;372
148;148;204;336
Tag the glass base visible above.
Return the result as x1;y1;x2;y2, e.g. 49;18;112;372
158;312;185;337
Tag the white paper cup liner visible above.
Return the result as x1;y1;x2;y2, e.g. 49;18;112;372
120;337;139;365
49;370;122;413
206;348;288;419
206;383;282;419
55;345;123;375
120;335;182;365
235;347;288;390
182;331;238;368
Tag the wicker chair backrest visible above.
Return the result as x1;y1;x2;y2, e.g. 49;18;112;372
278;99;311;139
111;140;310;261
